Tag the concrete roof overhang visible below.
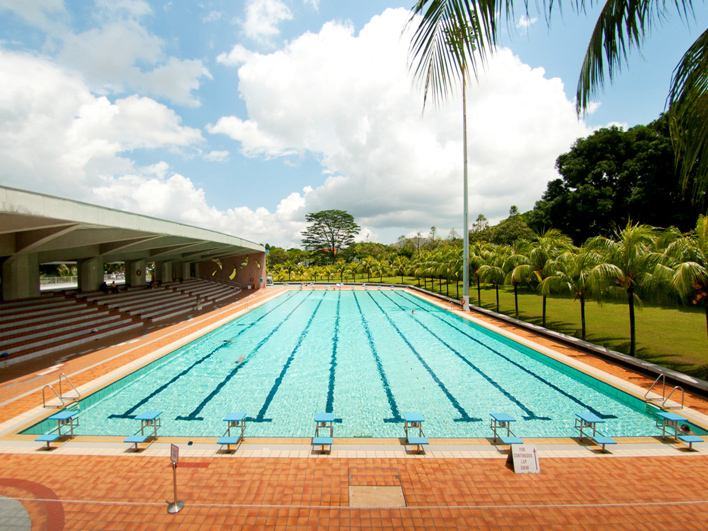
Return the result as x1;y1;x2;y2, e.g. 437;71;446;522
0;186;264;265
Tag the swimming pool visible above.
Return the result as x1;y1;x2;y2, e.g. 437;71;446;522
23;290;700;439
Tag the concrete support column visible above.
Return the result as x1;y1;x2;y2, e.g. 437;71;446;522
124;259;146;287
2;253;40;301
174;262;191;280
78;257;104;293
154;261;173;284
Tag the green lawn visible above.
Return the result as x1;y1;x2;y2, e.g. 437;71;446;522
276;273;708;377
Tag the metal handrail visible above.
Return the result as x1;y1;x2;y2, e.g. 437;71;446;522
58;373;80;401
42;385;63;408
645;373;665;401
663;386;685;409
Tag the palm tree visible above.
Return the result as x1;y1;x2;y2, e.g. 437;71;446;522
282;261;296;282
392;256;410;284
504;243;529;319
540;247;601;340
512;229;572;327
408;0;707;200
359;257;374;283
333;261;350;283
479;245;510;312
469;242;488;306
665;215;708;342
407;3;478;310
587;222;664;356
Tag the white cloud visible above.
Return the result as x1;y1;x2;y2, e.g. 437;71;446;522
212;8;594;242
58;20;211;106
0;50;203;197
204;150;230;162
516;15;538;30
242;0;292;43
216;44;256;67
203;10;221;23
0;0;66;32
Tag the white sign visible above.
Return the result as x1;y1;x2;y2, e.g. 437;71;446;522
506;444;540;474
171;443;179;465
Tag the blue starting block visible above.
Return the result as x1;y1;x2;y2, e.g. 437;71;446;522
124;411;161;451
313;413;334;454
217;412;247;452
678;435;704;451
35;409;79;450
403;412;429;454
655;411;687;440
490;413;523;446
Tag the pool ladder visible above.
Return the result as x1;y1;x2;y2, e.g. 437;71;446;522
42;373;80;408
644;373;684;409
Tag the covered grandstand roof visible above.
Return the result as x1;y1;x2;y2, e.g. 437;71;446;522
0;185;263;265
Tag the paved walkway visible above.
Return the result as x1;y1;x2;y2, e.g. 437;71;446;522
1;286;708;529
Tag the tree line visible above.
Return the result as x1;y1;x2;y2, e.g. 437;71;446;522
268;216;708;360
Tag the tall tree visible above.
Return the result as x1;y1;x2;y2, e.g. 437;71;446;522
408;0;706;200
665;215;708;342
301;210;360;261
587;222;664;356
540;247;601;340
528;116;701;244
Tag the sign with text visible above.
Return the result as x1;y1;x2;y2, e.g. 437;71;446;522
506;444;540;474
171;444;179;465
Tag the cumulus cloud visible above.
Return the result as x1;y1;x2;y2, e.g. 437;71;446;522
212;8;594;241
92;171;310;245
0;0;67;33
0;50;203;198
58;20;211;106
242;0;292;43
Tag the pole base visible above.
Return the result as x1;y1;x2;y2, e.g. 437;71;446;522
167;501;184;514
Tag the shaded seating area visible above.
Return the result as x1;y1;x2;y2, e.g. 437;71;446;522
124;411;161;451
490;413;523;446
35;409;79;450
403;412;428;454
217;412;247;453
312;413;334;454
575;412;617;452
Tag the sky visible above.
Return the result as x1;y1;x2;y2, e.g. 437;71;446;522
0;1;704;249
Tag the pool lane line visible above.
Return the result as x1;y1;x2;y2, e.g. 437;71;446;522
251;292;329;423
395;291;617;420
365;292;480;423
176;291;316;422
352;292;403;423
381;292;547;421
324;292;340;414
107;293;298;420
174;291;317;422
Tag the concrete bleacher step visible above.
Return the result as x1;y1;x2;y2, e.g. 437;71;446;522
0;314;124;348
107;292;186;311
3;316;136;354
3;321;143;366
0;307;101;331
0;299;86;319
83;286;169;304
148;300;213;321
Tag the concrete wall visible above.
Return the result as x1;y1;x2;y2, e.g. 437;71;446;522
199;252;267;290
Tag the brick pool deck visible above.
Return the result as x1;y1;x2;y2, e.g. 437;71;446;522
1;286;708;530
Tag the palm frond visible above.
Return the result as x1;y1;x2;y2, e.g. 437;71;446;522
669;28;708;199
575;0;694;114
407;0;504;107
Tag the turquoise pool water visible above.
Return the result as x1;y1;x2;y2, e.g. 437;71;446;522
23;290;700;438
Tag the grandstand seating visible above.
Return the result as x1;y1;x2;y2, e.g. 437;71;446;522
0;279;242;365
